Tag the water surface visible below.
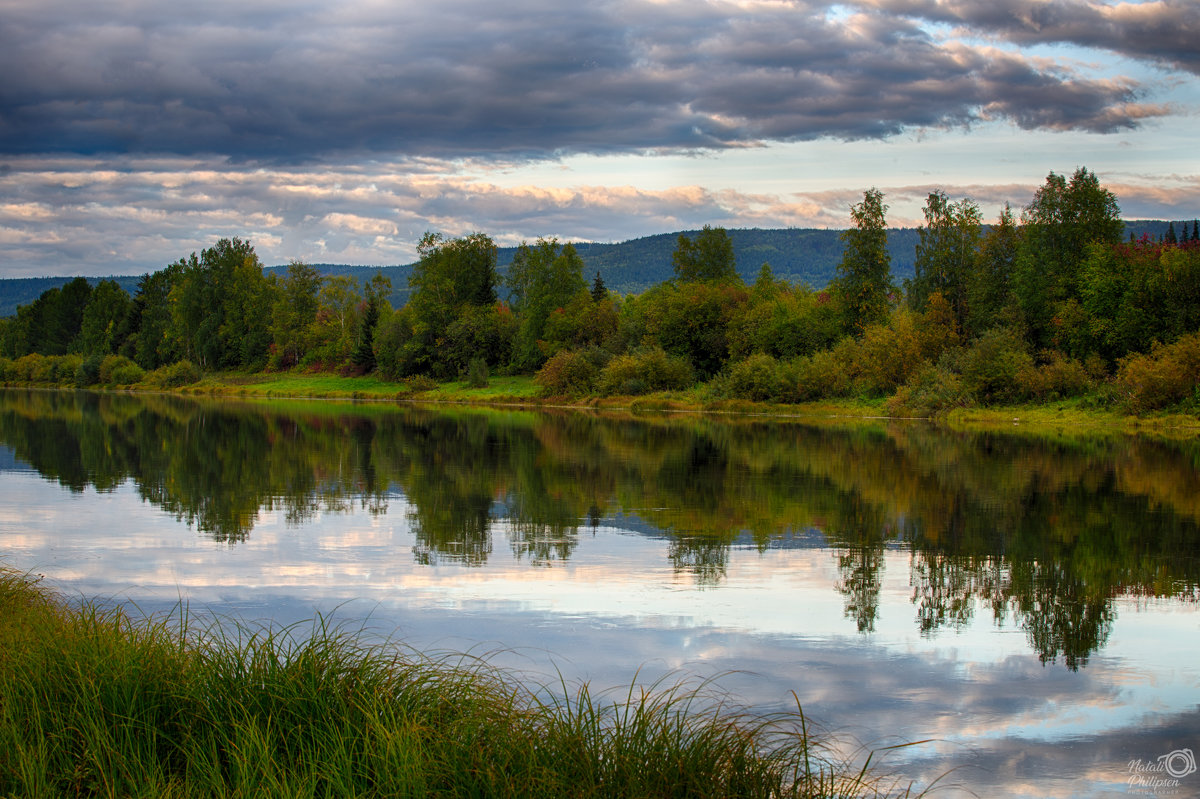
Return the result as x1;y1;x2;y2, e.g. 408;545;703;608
1;389;1197;797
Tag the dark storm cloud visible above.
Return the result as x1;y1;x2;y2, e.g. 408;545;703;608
863;0;1200;75
0;0;1168;161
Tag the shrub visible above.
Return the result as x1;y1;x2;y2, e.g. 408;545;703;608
886;364;971;417
724;353;787;402
110;362;147;385
466;356;489;388
99;354;139;385
145;360;201;388
1016;350;1093;401
535;349;599;397
793;340;855;400
0;357;13;382
12;354;43;382
75;354;103;387
1116;331;1200;412
406;375;439;394
597;347;694;396
959;327;1034;403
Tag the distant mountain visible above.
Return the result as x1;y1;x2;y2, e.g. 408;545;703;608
1;221;1188;318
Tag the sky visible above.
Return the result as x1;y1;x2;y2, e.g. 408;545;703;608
0;0;1197;277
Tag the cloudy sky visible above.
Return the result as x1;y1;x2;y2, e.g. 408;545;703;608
1;0;1197;277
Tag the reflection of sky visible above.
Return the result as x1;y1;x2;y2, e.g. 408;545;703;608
2;472;1198;798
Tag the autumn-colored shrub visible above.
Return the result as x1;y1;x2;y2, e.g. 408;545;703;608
535;349;600;397
110;362;147;385
597;347;694;396
1116;331;1200;412
11;354;43;382
886;364;971;417
1016;350;1093;401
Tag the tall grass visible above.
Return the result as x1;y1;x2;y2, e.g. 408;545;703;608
0;570;922;798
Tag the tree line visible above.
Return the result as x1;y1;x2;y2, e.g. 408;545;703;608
2;167;1199;412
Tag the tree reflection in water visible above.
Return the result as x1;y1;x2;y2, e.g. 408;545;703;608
1;388;1197;669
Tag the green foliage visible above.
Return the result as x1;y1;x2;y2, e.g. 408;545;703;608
466;356;489;388
959;327;1034;403
144;360;201;388
672;224;739;283
1116;332;1200;412
1016;351;1093;401
167;238;272;370
77;279;133;357
1080;239;1200;360
268;261;324;369
74;353;103;387
505;238;587;371
541;291;621;358
907;190;980;330
728;283;840;361
534;349;601;397
405;232;501;377
0;567;892;799
792;342;855;400
968;205;1021;336
99;354;139;385
833;188;894;335
597;347;695;396
641;281;748;379
440;303;516;380
886;364;971;417
1015;168;1123;347
723;353;789;402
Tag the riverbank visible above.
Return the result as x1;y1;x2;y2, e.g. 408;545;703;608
176;371;1200;437
4;366;1200;437
0;568;920;798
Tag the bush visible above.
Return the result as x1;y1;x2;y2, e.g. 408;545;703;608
535;349;599;397
0;357;13;382
405;375;439;394
1116;331;1200;412
724;353;787;402
886;364;971;417
465;356;489;388
75;354;103;387
110;362;147;385
597;347;694;396
12;354;44;382
792;340;855;400
959;327;1034;403
145;360;201;388
99;354;139;385
1016;350;1093;401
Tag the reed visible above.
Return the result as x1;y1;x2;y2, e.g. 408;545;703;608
0;570;921;798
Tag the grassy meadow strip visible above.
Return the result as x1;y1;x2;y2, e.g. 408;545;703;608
0;569;925;798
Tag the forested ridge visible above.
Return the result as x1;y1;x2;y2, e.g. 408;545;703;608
2;168;1198;415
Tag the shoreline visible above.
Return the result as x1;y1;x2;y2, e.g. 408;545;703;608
5;372;1200;438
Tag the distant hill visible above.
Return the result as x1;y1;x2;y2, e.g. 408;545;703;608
1;221;1188;317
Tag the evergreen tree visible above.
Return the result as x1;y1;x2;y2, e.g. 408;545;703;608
351;297;379;372
590;271;607;302
1166;221;1178;244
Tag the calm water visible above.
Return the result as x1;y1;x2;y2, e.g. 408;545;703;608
1;389;1198;797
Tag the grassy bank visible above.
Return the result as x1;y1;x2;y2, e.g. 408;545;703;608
6;365;1200;437
0;570;920;798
